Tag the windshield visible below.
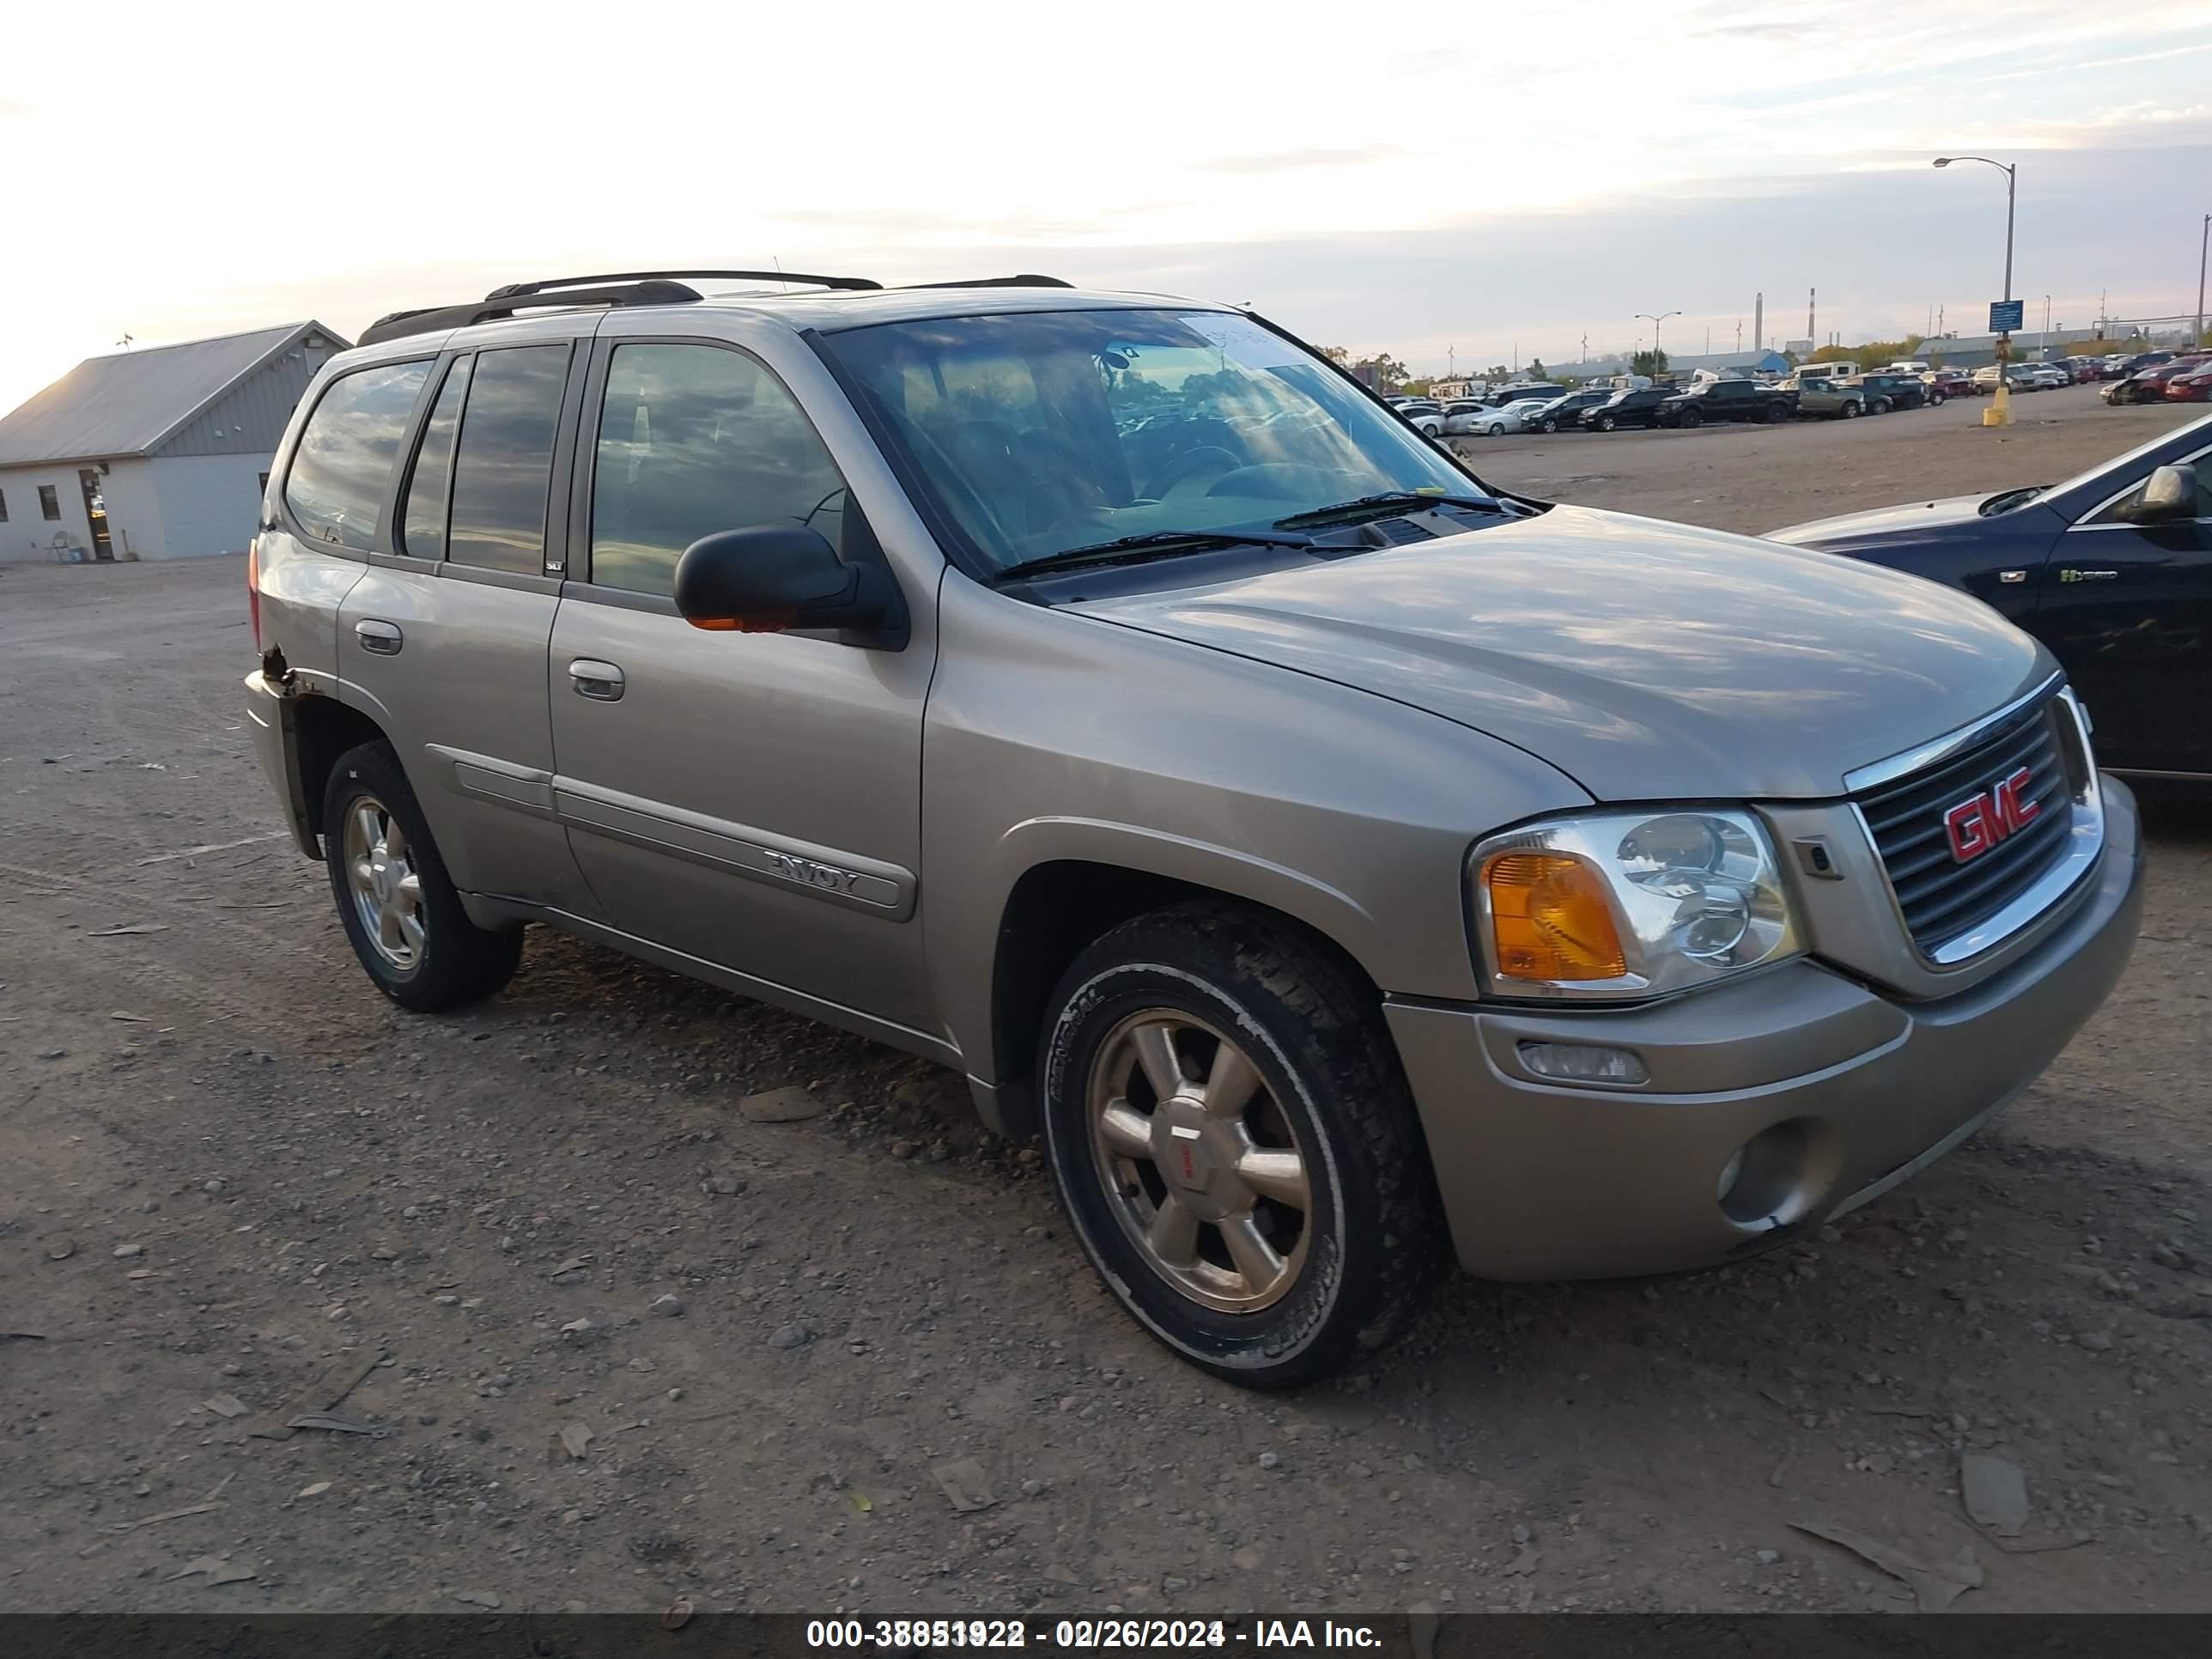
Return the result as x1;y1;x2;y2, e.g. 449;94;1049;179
821;309;1488;574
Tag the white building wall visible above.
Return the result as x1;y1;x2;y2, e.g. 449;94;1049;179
148;453;270;558
97;458;165;559
0;463;97;562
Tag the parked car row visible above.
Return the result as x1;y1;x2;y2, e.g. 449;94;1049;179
2103;353;2212;405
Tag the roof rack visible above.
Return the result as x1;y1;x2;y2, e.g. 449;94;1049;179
357;268;886;349
902;274;1074;289
485;269;881;300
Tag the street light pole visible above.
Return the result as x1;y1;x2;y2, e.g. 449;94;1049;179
1634;310;1680;370
1935;155;2017;427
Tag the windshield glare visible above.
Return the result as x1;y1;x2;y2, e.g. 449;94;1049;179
821;309;1487;572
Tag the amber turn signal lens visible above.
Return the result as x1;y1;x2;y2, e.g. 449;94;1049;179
1485;852;1627;981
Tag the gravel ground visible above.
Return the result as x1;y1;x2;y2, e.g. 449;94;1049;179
3;385;2209;1616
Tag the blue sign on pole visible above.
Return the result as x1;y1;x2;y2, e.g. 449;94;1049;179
1989;299;2024;333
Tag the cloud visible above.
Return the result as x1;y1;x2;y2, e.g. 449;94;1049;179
1194;146;1408;176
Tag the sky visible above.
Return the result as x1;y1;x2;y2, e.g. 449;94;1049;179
3;0;2209;410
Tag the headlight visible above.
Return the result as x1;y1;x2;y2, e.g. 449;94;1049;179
1470;808;1802;1000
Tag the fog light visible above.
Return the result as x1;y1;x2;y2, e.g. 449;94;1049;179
1517;1041;1649;1085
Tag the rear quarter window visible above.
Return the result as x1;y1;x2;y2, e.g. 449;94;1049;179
283;360;433;550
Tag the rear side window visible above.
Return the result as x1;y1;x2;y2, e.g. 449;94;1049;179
447;344;571;574
283;361;432;550
588;343;848;597
400;356;475;559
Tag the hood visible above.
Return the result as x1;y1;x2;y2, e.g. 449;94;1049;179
1073;505;2047;802
1765;492;1996;544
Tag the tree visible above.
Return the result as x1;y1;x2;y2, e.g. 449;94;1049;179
1528;358;1547;380
1322;346;1351;366
1483;363;1510;382
1352;352;1411;392
1630;349;1669;377
1401;378;1432;397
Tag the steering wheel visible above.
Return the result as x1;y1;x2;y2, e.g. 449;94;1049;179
1139;447;1242;501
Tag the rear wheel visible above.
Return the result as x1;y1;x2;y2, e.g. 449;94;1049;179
1871;397;1893;415
325;741;522;1012
1596;413;1618;432
1678;408;1702;428
1929;389;1946;405
1038;903;1444;1388
1541;417;1559;434
1840;400;1863;419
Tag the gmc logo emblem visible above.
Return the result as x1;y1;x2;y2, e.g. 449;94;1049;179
1943;767;2040;863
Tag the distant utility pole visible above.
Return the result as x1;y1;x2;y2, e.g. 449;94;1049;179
1808;288;1816;349
1448;343;1456;376
2197;215;2209;343
1938;305;1944;334
2044;295;2052;342
1735;320;1742;352
1754;291;1764;352
1705;326;1711;355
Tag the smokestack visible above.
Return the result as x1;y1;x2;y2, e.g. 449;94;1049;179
1808;288;1816;349
1754;292;1763;354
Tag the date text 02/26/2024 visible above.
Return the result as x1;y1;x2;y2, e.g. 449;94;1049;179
805;1620;1386;1650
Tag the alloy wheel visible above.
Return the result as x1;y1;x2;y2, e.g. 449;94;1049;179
343;796;426;970
1085;1010;1313;1313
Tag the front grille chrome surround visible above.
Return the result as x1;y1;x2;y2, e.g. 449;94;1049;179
1850;685;2104;967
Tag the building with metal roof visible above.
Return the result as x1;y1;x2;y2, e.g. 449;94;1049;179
0;320;345;563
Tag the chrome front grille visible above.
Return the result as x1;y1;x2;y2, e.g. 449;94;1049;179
1856;690;2082;957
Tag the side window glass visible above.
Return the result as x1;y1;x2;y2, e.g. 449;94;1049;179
283;361;432;550
589;343;848;598
447;344;570;574
400;356;474;559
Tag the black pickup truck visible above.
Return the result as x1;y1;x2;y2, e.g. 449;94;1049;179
1656;378;1797;427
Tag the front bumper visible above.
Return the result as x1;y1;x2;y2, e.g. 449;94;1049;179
1389;778;2144;1281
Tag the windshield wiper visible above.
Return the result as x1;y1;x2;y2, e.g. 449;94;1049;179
1273;490;1500;528
993;526;1324;582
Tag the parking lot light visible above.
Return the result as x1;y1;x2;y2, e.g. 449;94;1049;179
1934;155;2018;427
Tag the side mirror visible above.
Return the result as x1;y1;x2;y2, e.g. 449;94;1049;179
673;525;902;644
2120;464;2199;526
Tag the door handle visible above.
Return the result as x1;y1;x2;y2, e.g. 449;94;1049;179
568;659;626;701
355;619;404;655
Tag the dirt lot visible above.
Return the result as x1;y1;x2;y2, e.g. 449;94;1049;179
3;385;2209;1617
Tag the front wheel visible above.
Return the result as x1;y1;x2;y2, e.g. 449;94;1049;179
325;741;522;1012
1678;409;1702;428
1840;400;1862;419
1929;390;1946;405
1038;903;1444;1388
1541;417;1559;434
1596;414;1618;431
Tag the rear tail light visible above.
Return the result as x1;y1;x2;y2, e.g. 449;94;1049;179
246;537;263;653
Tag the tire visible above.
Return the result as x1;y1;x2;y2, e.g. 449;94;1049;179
1541;417;1559;434
1765;403;1788;423
1679;409;1702;428
324;740;523;1012
1871;398;1892;415
1596;414;1617;432
1037;902;1445;1389
1840;400;1862;419
1929;390;1946;405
